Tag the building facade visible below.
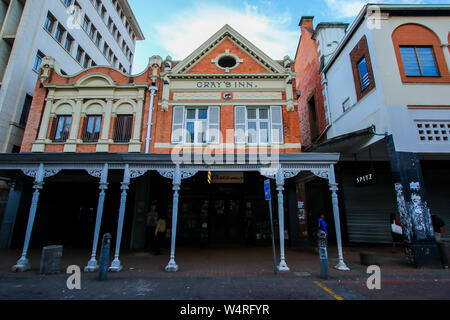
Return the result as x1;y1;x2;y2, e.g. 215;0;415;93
295;4;450;267
0;0;144;154
0;25;349;273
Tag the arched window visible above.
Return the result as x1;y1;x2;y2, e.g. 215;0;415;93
392;24;450;83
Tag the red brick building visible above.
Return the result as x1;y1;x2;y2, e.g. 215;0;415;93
0;25;347;273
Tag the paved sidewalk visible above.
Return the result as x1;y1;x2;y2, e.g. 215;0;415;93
0;245;448;300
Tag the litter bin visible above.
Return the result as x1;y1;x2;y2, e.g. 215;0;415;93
438;241;449;269
40;245;63;275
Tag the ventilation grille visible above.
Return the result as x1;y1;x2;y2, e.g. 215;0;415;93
416;121;450;143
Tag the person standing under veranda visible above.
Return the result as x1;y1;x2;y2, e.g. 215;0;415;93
432;214;446;243
154;214;167;255
390;213;403;253
146;202;158;251
317;214;328;238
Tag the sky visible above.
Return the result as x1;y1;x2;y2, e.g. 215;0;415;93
128;0;450;73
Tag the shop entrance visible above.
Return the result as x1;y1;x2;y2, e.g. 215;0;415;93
173;172;274;247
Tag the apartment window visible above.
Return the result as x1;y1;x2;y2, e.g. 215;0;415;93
103;43;109;56
33;51;45;72
76;46;84;63
95;33;102;47
114;115;133;143
83;116;102;142
83;54;91;68
19;94;33;127
55;24;65;43
94;0;101;11
62;0;72;7
107;17;113;29
64;34;74;52
101;7;106;19
44;14;56;33
399;46;439;77
53;116;72;142
234;106;283;144
358;57;370;90
82;16;90;31
89;25;96;39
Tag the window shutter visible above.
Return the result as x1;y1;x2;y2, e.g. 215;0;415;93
171;106;185;144
114;116;123;142
270;106;283;144
207;106;220;144
81;117;88;142
125;115;133;141
49;117;58;141
234;106;246;144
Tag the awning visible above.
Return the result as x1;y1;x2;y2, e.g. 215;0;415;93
306;126;376;153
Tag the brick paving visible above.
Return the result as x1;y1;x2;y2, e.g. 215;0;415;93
0;245;447;279
0;245;449;300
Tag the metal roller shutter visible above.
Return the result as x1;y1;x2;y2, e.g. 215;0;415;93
341;163;398;244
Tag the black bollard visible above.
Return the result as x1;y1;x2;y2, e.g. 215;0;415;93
318;231;330;279
98;233;112;281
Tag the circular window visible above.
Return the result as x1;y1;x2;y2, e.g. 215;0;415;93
218;56;237;69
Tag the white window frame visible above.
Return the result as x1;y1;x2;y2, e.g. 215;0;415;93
171;106;220;145
234;106;284;145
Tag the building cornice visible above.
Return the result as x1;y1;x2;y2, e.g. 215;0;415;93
117;0;145;40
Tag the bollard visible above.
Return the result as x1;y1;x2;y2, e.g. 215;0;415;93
98;233;112;281
318;231;330;279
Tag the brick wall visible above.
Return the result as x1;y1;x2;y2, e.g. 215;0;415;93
294;18;328;150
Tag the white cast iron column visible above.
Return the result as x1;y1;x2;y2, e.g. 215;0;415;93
166;165;181;272
110;164;131;272
11;164;45;272
329;164;350;271
276;168;289;272
84;163;109;272
145;85;158;153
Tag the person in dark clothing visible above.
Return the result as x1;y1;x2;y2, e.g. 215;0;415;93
153;214;167;255
390;213;403;253
431;214;446;243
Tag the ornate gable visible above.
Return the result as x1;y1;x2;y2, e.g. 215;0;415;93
171;24;286;75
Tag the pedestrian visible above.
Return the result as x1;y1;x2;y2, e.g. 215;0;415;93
390;213;403;253
154;214;167;255
317;214;328;238
146;202;158;251
431;214;446;243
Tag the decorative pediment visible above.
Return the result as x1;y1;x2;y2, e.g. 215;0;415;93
171;24;287;75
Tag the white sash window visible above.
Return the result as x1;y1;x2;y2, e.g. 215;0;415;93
234;106;283;145
171;106;220;144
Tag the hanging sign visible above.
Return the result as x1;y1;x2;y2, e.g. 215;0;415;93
211;172;244;184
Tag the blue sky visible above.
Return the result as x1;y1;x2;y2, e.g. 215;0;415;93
128;0;449;73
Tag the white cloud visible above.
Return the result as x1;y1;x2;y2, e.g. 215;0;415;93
324;0;426;18
154;3;298;61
